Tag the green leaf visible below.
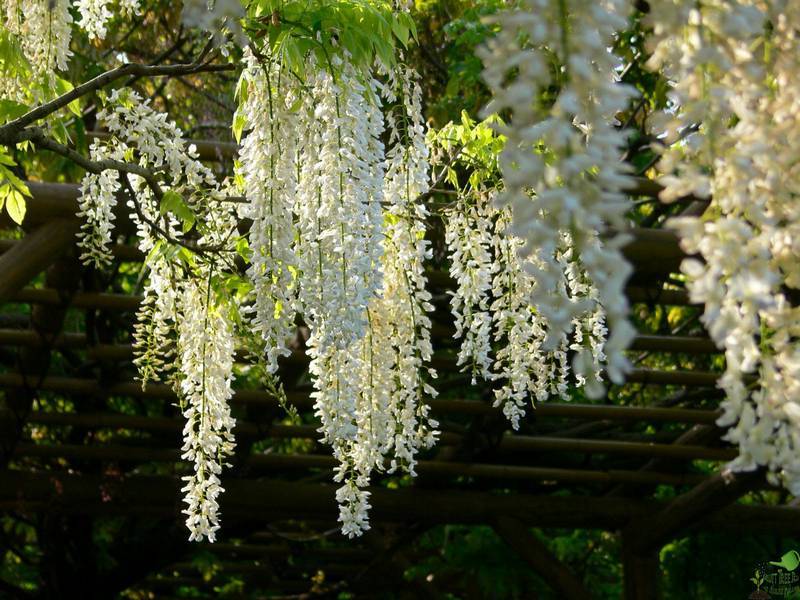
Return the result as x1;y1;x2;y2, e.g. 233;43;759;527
54;78;81;117
160;189;195;231
235;236;251;261
6;188;26;224
0;99;29;123
232;111;247;144
391;17;409;49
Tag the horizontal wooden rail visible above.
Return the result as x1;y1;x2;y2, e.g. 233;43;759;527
12;442;710;486
0;373;723;423
1;470;796;533
4;284;697;310
22;410;317;439
0;331;727;384
20;410;734;460
0;219;79;303
0;326;719;358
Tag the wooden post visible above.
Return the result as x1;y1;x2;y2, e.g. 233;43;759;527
494;517;592;600
622;533;660;600
621;470;762;599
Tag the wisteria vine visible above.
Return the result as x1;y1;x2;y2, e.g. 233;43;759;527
5;0;800;544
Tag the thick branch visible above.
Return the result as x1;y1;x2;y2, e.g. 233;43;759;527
0;57;233;144
17;128;159;184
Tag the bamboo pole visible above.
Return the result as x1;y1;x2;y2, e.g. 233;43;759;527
0;331;728;383
5;182;690;269
0;326;720;357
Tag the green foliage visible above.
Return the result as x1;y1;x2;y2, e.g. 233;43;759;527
0;27;30;82
429;110;504;190
660;534;800;599
160;189;196;233
246;0;415;75
0;147;29;224
413;0;503;125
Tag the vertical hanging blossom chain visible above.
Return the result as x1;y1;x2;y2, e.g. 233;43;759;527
2;0;73;100
238;49;299;373
478;0;637;393
75;90;239;541
647;1;800;492
179;275;237;543
434;112;608;428
444;189;608;429
378;63;439;477
445;194;495;383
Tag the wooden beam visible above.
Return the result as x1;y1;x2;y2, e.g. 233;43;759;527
0;470;797;533
12;442;710;486
0;331;730;385
494;517;592;600
21;410;736;461
10;182;690;270
0;373;724;423
0;220;78;303
624;469;764;554
622;534;660;600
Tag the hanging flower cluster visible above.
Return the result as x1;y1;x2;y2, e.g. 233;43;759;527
478;0;637;394
1;0;73;100
646;1;800;492
76;89;238;541
237;48;437;537
59;0;800;544
76;0;141;40
445;189;607;429
179;276;237;543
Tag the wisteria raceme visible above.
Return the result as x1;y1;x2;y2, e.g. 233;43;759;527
295;58;386;478
378;64;439;477
74;91;238;541
238;50;299;373
111;91;236;391
178;277;237;543
76;0;141;40
479;0;637;393
445;195;495;383
445;191;608;430
76;143;123;267
647;1;800;493
1;0;72;100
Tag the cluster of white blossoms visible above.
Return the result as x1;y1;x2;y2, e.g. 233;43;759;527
76;0;141;41
646;1;800;492
237;49;437;536
445;192;607;429
478;0;637;393
237;51;299;374
2;0;145;100
178;276;237;543
1;0;73;100
76;90;238;541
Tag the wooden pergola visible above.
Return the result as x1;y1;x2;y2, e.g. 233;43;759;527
0;139;793;599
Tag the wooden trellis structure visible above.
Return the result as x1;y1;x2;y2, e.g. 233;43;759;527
0;139;796;600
